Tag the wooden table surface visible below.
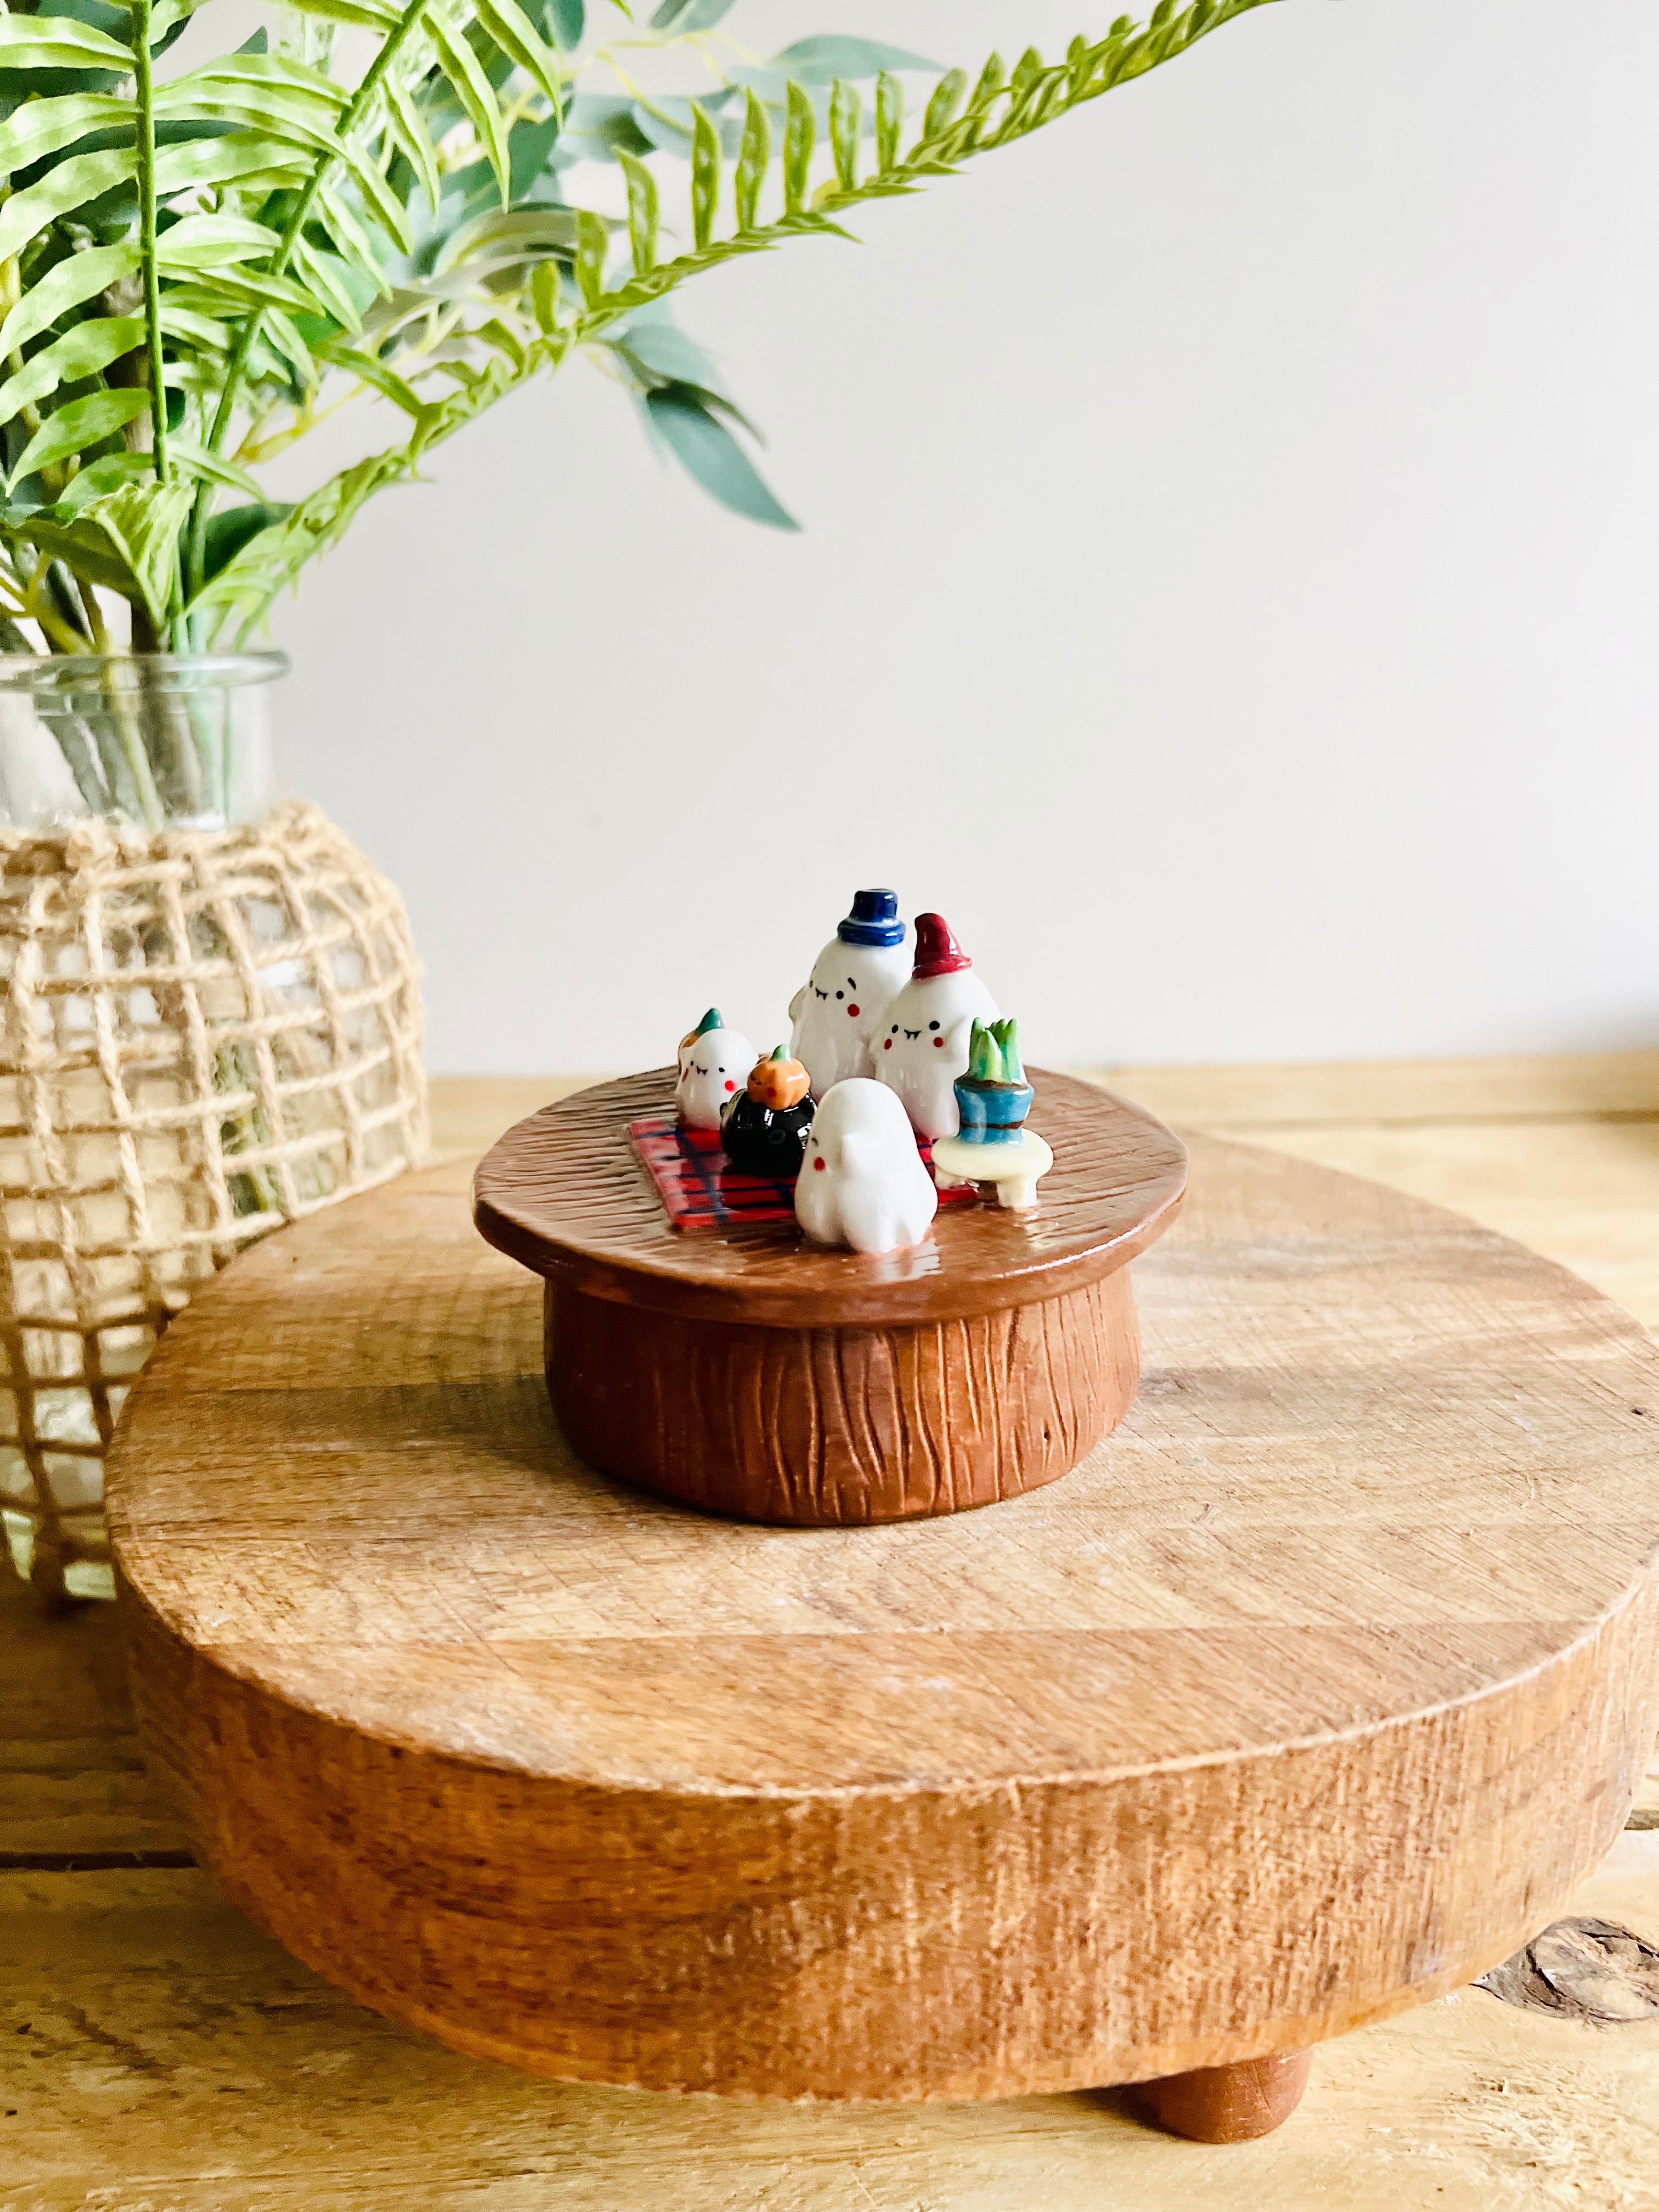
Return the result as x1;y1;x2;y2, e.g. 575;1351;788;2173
6;1052;1659;2209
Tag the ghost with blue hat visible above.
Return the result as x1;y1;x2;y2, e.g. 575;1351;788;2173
787;890;911;1099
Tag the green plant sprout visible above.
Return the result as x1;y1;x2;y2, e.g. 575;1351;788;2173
967;1018;1025;1086
0;0;1279;657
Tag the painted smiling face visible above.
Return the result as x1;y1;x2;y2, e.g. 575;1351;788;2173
788;933;911;1098
794;1078;938;1256
675;1008;757;1131
874;915;998;1141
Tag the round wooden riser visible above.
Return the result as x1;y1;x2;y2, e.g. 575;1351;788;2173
477;1069;1188;1527
107;1135;1659;2128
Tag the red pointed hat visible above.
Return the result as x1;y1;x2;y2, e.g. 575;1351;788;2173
912;912;972;978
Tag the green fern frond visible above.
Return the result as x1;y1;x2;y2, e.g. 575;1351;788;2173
0;0;1280;654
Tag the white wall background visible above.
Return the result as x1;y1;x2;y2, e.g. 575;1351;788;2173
270;0;1659;1075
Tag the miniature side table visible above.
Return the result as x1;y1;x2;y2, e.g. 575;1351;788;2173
472;1069;1187;1527
106;1135;1659;2145
931;1126;1055;1209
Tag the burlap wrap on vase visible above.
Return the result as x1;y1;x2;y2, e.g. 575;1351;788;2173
0;800;427;1595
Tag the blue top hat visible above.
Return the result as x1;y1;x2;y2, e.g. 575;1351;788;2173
838;889;904;949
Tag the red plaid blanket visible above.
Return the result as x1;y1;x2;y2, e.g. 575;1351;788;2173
629;1117;976;1232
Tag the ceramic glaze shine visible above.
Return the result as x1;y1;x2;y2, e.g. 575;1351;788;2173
787;890;910;1099
876;915;998;1141
794;1079;939;1256
675;1009;757;1131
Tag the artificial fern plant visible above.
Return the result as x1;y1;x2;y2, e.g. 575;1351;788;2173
0;0;1276;659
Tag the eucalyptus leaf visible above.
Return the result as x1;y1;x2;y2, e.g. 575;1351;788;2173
772;37;936;82
544;0;583;50
554;93;653;161
613;313;724;394
649;0;735;30
504;114;561;204
642;386;796;529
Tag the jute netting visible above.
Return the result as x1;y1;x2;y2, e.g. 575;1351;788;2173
0;800;428;1596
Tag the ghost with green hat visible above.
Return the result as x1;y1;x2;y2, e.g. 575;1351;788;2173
675;1007;757;1132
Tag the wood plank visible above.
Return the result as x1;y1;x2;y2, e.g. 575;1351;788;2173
0;1554;187;1862
428;1075;590;1161
3;1844;1657;2210
432;1056;1659;1153
1234;1118;1659;1332
1096;1049;1659;1130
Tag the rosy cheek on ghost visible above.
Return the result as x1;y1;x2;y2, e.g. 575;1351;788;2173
813;1156;826;1172
933;1037;944;1048
848;1004;859;1018
724;1079;735;1092
883;1038;891;1051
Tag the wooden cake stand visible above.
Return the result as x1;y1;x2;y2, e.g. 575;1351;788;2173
472;1068;1189;1526
106;1134;1659;2144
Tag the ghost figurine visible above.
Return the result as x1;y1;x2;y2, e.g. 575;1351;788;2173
787;889;910;1099
794;1079;939;1255
875;913;999;1140
675;1008;757;1131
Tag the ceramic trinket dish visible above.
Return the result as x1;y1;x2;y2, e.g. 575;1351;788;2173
788;889;911;1098
476;1066;1187;1526
876;914;1000;1139
720;1047;816;1178
674;1008;757;1130
794;1077;939;1256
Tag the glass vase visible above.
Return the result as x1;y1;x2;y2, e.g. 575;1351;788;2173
0;650;281;832
0;654;428;1599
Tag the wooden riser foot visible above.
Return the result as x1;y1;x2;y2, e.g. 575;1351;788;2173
1135;2050;1314;2142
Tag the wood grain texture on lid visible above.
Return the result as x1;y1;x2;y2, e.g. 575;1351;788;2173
471;1066;1189;1327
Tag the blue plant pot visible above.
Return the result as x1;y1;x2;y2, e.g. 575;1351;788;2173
953;1077;1035;1145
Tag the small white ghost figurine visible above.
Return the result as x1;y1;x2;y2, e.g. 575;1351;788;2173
876;913;999;1141
787;889;911;1098
795;1079;939;1256
675;1008;757;1131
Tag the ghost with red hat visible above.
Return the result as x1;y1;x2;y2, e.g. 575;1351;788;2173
874;913;1000;1140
